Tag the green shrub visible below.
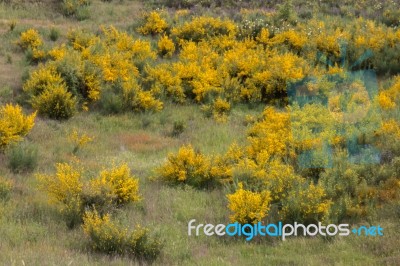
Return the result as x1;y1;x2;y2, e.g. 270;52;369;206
49;28;60;42
6;141;38;173
62;0;90;17
82;210;162;260
171;120;186;137
76;6;90;21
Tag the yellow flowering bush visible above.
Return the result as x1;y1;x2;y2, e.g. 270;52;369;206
38;162;141;227
379;76;400;110
0;104;36;150
227;182;271;224
201;97;231;122
90;163;141;205
280;182;332;224
23;64;64;96
62;0;90;17
247;107;295;164
31;82;77;120
82;210;162;259
138;11;168;35
17;29;43;50
156;144;215;188
37;162;83;227
171;16;237;42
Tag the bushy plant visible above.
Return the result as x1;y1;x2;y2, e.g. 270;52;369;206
17;29;43;50
37;162;142;227
82;210;162;260
0;104;36;150
279;182;332;224
171;120;186;137
6;141;38;173
31;82;77;120
227;182;271;224
62;0;90;18
137;11;168;35
89;163;141;206
156;144;215;188
171;16;237;42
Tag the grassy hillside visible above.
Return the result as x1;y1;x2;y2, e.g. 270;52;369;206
0;0;399;265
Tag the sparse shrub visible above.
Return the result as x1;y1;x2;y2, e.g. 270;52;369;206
277;0;297;24
37;162;84;227
68;129;94;154
0;177;13;201
82;210;162;260
227;182;271;224
202;98;231;122
62;0;90;18
6;141;38;173
0;86;13;105
25;47;47;64
171;120;186;137
0;104;36;150
8;20;16;32
49;28;60;41
6;53;12;64
76;6;90;21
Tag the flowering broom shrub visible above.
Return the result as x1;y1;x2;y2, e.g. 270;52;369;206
171;16;237;42
89;163;141;206
156;144;214;189
137;11;168;35
31;83;77;120
82;210;162;260
17;29;43;50
227;182;271;224
0;104;36;150
280;182;332;224
37;162;141;227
